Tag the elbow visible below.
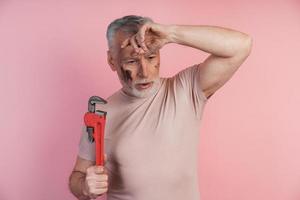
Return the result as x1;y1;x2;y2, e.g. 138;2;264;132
234;34;252;59
242;35;253;57
229;35;252;65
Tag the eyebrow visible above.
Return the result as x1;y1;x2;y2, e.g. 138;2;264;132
123;51;156;60
145;52;156;56
132;51;156;58
122;56;137;60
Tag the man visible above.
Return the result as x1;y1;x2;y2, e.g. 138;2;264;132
69;15;252;200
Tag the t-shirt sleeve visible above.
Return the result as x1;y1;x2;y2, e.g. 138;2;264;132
173;63;208;115
78;126;96;161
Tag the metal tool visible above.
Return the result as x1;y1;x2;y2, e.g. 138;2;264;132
84;96;107;166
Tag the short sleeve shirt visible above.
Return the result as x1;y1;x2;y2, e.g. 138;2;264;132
78;63;208;200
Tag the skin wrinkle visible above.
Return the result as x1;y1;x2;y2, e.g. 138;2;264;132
109;29;161;98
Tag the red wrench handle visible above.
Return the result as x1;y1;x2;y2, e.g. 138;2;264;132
84;112;106;166
94;117;106;166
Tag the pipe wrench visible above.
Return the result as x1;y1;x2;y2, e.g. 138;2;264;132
84;96;107;166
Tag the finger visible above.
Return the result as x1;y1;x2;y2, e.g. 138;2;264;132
87;181;108;189
136;26;149;52
137;36;148;53
91;188;108;195
94;181;108;188
94;166;104;174
120;38;130;48
130;35;144;54
86;174;108;181
88;183;108;192
130;35;139;52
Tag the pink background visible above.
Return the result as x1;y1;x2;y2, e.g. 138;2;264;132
1;0;300;199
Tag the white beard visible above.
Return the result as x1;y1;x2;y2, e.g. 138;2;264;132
121;77;160;98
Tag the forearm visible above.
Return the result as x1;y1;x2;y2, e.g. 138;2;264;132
166;24;252;57
69;171;90;200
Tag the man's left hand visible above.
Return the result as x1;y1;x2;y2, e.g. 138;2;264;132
120;22;172;54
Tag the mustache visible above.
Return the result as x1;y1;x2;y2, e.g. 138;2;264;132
133;79;154;84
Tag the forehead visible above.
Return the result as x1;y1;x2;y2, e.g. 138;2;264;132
113;31;133;58
115;30;131;44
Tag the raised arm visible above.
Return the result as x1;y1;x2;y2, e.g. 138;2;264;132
167;24;252;99
120;22;252;99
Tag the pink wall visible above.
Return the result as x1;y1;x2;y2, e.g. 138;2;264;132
1;0;299;199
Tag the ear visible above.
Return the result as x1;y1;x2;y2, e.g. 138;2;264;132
107;50;117;71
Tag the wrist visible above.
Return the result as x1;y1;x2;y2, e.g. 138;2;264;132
152;22;177;44
164;24;177;44
80;176;89;197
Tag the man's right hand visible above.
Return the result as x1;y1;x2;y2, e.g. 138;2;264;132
82;165;108;199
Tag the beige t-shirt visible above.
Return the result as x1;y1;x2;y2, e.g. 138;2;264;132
78;63;208;200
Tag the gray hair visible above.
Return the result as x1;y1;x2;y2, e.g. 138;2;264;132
106;15;153;50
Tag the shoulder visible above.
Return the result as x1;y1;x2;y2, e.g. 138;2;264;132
165;64;200;88
94;89;122;111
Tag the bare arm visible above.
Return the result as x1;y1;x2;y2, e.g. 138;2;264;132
69;156;109;200
69;156;94;200
121;23;252;99
167;24;252;99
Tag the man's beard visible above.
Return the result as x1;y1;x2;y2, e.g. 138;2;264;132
120;77;160;98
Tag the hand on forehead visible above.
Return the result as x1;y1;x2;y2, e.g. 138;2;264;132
120;30;159;55
119;43;158;60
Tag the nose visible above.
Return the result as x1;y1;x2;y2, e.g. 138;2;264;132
138;58;149;78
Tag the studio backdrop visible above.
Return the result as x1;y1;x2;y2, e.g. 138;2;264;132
0;0;299;200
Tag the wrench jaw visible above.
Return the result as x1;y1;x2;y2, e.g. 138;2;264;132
85;96;107;143
88;96;107;113
95;110;107;117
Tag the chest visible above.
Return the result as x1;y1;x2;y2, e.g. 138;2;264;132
103;94;202;192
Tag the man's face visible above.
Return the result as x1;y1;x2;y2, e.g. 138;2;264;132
108;31;161;98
